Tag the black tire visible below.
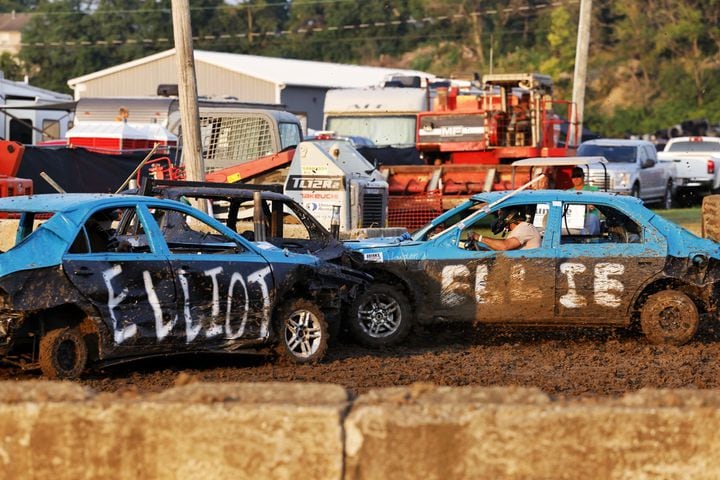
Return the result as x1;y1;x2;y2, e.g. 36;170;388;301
631;183;641;200
349;283;411;347
662;181;674;210
640;290;699;345
275;299;328;364
39;327;88;379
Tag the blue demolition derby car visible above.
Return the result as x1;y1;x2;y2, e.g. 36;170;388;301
345;190;720;347
0;194;366;378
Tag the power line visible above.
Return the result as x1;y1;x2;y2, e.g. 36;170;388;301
20;1;577;49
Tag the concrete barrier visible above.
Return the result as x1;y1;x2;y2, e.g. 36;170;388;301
0;381;348;480
345;385;720;480
2;381;720;479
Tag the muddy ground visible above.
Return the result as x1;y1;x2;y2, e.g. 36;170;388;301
2;321;720;399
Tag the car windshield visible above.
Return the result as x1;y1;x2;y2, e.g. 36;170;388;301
326;115;418;147
577;144;636;163
667;141;720;153
412;200;488;241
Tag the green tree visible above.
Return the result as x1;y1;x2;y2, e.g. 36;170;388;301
0;52;23;80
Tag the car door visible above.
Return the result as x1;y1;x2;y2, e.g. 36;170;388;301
63;205;177;350
148;205;275;348
638;145;665;199
422;202;557;323
553;201;667;325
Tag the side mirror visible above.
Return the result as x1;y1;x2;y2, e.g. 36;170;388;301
641;157;655;168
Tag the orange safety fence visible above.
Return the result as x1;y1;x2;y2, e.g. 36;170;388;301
388;192;444;230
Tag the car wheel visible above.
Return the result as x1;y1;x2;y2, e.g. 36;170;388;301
662;181;674;209
276;299;328;364
640;290;698;345
349;284;411;347
39;327;88;379
631;183;641;200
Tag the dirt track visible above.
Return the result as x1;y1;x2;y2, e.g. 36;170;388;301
2;322;719;399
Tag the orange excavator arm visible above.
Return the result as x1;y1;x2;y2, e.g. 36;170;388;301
205;148;296;184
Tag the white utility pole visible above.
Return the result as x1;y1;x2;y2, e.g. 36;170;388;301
171;0;205;182
570;0;592;147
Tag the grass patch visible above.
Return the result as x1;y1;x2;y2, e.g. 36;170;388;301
651;207;702;236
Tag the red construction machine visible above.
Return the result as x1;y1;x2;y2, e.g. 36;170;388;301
381;73;579;228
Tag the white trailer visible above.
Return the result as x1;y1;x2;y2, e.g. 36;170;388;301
0;75;73;145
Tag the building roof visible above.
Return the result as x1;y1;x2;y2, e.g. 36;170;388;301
0;12;31;32
67;49;436;90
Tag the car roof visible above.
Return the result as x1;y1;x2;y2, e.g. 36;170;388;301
469;189;645;206
0;193;189;213
667;136;720;143
511;156;608;167
580;138;653;147
160;186;294;202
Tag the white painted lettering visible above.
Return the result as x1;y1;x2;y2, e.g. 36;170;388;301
225;272;249;339
247;267;272;338
475;264;489;304
143;271;177;341
102;265;137;344
510;264;542;301
203;266;224;337
560;263;587;308
594;263;625;307
441;265;471;307
177;269;202;343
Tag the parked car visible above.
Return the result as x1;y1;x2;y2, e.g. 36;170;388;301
344;190;720;347
0;194;366;378
577;138;674;208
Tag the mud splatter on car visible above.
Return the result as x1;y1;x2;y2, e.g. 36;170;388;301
345;190;720;347
0;194;366;378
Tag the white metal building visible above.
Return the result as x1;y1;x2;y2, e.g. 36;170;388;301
67;49;435;130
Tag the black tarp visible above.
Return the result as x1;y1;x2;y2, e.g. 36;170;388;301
356;146;424;166
17;146;179;194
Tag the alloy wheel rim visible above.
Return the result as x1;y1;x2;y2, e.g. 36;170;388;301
284;310;322;358
358;293;402;338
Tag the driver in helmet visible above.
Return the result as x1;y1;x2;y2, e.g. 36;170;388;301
469;206;541;251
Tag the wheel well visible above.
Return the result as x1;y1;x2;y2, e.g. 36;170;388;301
363;268;416;311
632;279;706;324
23;304;100;361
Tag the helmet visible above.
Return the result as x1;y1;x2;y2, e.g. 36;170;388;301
491;206;525;235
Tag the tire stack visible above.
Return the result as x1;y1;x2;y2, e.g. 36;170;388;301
701;195;720;243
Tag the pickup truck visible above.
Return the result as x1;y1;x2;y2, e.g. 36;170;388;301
657;137;720;200
577;138;674;208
